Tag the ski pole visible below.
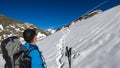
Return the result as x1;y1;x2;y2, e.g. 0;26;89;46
65;46;72;68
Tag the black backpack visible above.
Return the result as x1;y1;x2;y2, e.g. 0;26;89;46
1;36;36;68
14;46;37;68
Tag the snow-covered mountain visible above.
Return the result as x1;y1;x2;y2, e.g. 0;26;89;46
56;10;102;31
37;5;120;68
45;28;56;35
0;14;47;42
1;5;120;68
74;10;102;22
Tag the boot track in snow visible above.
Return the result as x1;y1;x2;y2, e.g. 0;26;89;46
55;28;70;68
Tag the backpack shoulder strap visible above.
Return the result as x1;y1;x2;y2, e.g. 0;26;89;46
26;47;38;55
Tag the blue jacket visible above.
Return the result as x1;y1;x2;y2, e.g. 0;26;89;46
23;43;43;68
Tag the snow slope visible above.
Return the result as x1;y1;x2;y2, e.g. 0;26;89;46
1;5;120;68
37;5;120;68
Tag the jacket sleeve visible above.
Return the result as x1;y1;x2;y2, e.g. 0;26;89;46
29;49;43;68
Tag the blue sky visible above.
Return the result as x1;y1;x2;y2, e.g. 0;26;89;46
0;0;120;29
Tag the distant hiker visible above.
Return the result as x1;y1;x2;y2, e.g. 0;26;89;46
22;28;46;68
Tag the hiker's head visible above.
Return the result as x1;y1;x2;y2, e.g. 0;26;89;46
23;28;37;44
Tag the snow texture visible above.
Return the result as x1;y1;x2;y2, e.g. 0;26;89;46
47;29;56;34
37;32;46;40
0;24;4;31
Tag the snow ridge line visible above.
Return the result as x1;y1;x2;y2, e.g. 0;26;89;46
56;28;70;68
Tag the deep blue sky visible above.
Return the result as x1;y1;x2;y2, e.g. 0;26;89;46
0;0;120;29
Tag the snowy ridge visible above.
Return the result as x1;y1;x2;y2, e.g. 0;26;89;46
56;10;102;32
46;29;56;34
37;32;46;40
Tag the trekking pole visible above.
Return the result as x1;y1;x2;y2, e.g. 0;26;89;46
69;47;72;68
65;46;72;68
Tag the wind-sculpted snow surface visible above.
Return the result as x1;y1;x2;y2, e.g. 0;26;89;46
37;5;120;68
1;5;120;68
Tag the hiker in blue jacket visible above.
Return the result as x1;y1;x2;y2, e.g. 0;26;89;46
23;28;45;68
